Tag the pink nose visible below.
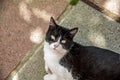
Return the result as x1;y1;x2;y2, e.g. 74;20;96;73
54;44;59;48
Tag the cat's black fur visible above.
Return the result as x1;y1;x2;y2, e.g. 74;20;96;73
47;17;120;80
60;43;120;80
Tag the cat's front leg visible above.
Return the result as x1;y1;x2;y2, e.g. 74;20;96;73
45;62;52;74
44;74;57;80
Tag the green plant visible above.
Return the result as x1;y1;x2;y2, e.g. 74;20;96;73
70;0;79;5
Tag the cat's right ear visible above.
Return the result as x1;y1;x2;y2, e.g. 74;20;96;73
49;17;57;29
69;27;78;38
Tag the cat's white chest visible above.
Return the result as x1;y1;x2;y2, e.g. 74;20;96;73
44;41;74;80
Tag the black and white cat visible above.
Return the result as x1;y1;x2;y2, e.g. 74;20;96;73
43;17;120;80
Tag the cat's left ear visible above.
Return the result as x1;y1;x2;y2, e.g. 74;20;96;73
69;27;78;38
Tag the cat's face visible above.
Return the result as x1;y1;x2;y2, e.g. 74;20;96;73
45;17;78;52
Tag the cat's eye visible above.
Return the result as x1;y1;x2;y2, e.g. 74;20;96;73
61;40;66;44
51;35;56;40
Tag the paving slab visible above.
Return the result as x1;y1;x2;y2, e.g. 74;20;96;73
0;0;69;80
85;0;120;16
83;0;120;22
7;42;45;80
59;1;120;53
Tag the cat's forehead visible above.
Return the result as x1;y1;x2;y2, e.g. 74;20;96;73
47;25;70;37
56;26;69;35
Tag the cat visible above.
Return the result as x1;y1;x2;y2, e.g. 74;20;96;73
43;17;120;80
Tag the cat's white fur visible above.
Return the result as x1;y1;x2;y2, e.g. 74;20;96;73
44;37;74;80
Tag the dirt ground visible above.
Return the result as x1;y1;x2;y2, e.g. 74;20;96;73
0;0;68;80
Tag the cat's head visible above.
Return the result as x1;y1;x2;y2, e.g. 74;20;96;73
45;17;78;52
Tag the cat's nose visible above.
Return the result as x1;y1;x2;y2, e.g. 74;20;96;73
54;44;59;48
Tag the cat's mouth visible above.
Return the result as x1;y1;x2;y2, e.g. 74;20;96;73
53;48;56;50
53;47;57;50
53;45;59;50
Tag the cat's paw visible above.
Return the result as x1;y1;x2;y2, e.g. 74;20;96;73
44;74;51;80
44;74;57;80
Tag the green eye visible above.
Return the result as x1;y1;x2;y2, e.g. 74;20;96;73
51;35;55;40
61;40;66;43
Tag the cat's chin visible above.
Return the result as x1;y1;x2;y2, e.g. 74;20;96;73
52;48;60;51
53;48;57;50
